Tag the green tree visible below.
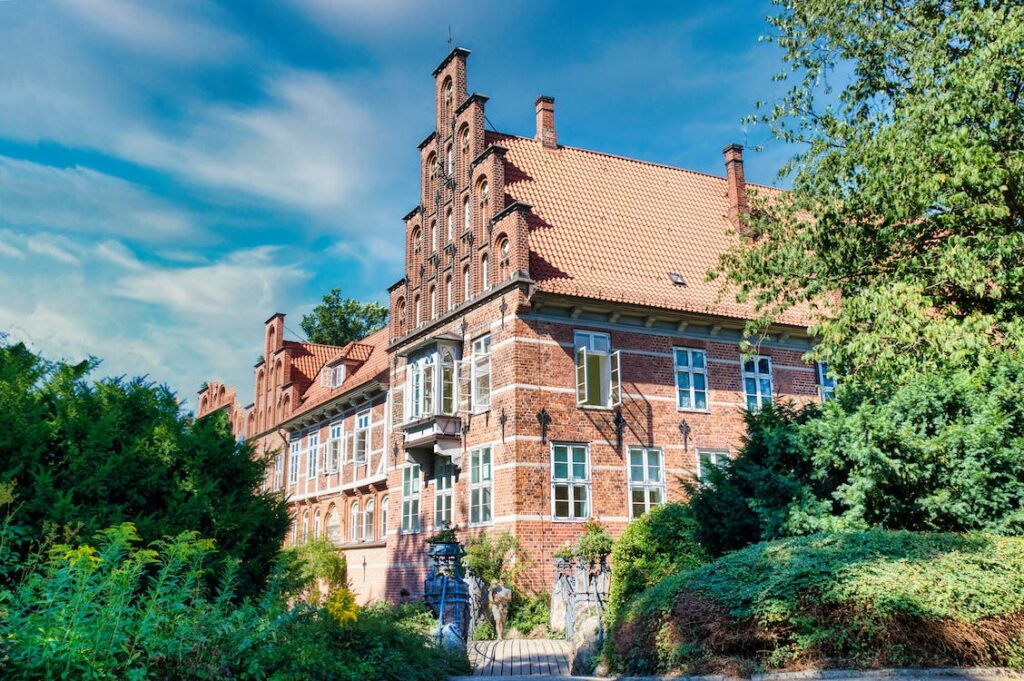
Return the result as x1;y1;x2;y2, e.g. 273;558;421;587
300;288;388;346
715;0;1024;387
687;352;1024;556
0;340;289;595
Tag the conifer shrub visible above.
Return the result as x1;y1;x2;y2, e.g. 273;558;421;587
609;530;1024;675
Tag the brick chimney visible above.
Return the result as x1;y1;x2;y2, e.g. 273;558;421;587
535;96;557;149
723;143;747;230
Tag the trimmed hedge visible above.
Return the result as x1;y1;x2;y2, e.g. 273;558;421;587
610;530;1024;675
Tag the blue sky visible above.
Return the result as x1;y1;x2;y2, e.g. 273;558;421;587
0;0;793;408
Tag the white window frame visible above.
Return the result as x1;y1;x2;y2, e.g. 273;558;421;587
742;356;774;411
289;439;300;484
408;354;436;421
350;501;361;543
306;432;320;479
817;361;836;401
301;511;309;543
354;410;370;464
481;254;490;291
401;464;421;533
380;495;389;537
551;443;591;521
440;350;457;415
471;335;491;413
469;446;493;526
574;330;621;409
364;499;375;542
313;510;321;539
628;447;666;518
697;449;730;481
273;452;284;489
462;264;471;302
674;348;709;411
327;423;343;473
321;364;345;389
435;459;455;528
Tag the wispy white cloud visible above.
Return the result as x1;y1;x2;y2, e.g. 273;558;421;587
26;235;80;265
0;157;199;243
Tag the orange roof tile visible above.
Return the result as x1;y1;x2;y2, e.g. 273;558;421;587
292;327;390;417
283;340;343;395
494;133;810;327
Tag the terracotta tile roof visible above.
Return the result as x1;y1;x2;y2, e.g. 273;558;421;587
292;327;390;417
282;340;343;395
493;133;810;327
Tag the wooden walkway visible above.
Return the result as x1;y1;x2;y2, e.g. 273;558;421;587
466;639;571;676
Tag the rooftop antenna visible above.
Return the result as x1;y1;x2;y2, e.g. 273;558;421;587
447;25;453;52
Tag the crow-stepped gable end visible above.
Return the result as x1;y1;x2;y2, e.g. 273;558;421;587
196;48;823;605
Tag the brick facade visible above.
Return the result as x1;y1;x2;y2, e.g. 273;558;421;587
196;47;822;604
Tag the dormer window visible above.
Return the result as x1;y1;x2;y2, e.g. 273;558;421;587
321;363;345;389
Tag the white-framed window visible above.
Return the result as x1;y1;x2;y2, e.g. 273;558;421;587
430;285;437;319
350;501;361;543
469;447;493;525
629;447;665;518
354;410;370;464
409;354;436;420
313;510;321;539
697;449;730;481
471;335;491;412
291;516;297;545
302;511;310;543
321;364;345;389
817;361;836;401
364;499;375;542
674;348;708;410
327;423;343;473
446;274;454;312
742;356;773;411
401;465;421;533
463;195;471;233
440;350;457;415
306;432;320;479
574;330;622;408
481;253;490;290
435;459;455;528
551;443;590;520
446;143;453;175
462;264;471;302
273;452;283;489
446;207;453;242
380;495;389;537
289;439;300;484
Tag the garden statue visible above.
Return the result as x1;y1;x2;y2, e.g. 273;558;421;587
489;584;512;640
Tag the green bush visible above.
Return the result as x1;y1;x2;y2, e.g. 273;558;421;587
606;503;706;624
687;353;1024;556
575;519;613;563
0;523;467;680
610;530;1024;675
464;530;523;587
508;590;551;637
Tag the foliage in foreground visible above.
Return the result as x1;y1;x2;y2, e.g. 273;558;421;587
300;288;388;347
606;503;706;629
714;0;1024;388
463;530;524;587
610;530;1024;675
688;354;1024;557
0;340;289;596
0;524;465;680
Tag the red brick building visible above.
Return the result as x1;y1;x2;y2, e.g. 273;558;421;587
197;47;824;604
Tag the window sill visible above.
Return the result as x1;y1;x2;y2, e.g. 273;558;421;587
578;404;614;411
677;407;711;415
550;516;591;523
467;521;494;528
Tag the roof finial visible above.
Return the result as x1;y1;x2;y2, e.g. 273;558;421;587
448;25;453;52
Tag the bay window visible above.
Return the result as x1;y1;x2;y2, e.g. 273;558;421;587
574;330;621;408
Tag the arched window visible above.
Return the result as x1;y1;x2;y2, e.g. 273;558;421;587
446;207;453;242
446;143;453;175
350;502;360;543
429;285;437;319
257;369;265;395
498;237;510;263
463;264;471;302
430;220;437;252
443;77;453;115
411;226;421;254
276;359;283;385
426;153;437;196
460;126;470;162
481;253;490;291
445;274;453;312
364;499;375;542
396;297;406;333
326;504;341;545
478;179;490;221
463;195;471;233
381;496;389;537
291;515;298;545
414;295;421;327
313;510;321;539
302;511;309;543
441;349;456;415
200;395;208;412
